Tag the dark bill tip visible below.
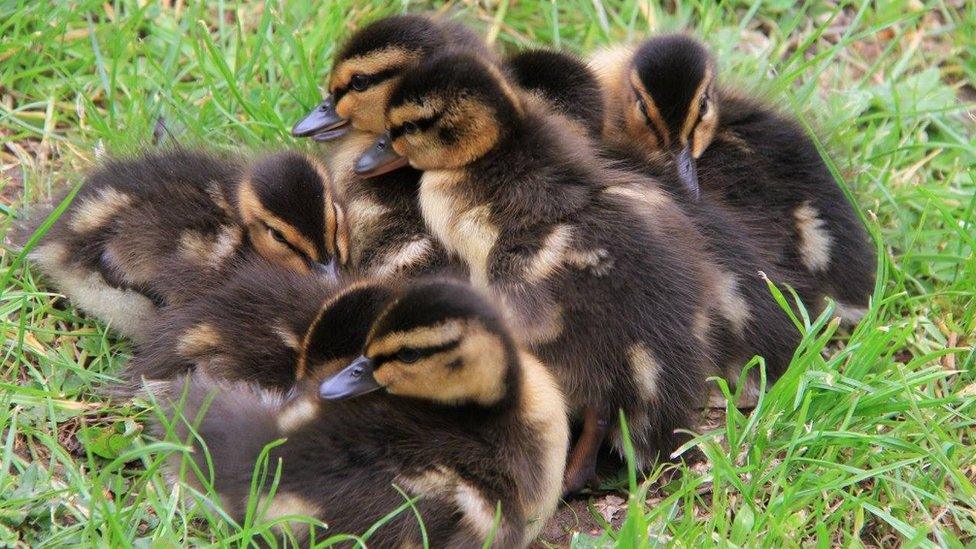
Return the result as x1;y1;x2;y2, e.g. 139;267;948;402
675;145;700;200
319;356;382;400
354;133;410;178
292;95;349;140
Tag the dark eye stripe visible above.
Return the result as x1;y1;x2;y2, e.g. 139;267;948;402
376;339;460;365
333;66;405;103
633;86;668;146
390;112;443;140
261;221;311;261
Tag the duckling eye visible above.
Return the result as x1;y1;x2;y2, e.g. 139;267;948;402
396;349;421;364
402;121;419;135
350;73;370;92
268;227;287;244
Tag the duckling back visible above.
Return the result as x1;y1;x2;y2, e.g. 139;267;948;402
19;149;245;340
706;92;876;318
121;256;338;392
506;49;605;139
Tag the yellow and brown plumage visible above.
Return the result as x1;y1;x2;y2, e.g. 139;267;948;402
119;256;344;392
155;279;568;548
591;34;876;321
383;51;722;493
17;149;348;341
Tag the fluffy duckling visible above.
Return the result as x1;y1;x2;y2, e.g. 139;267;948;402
591;35;876;320
18;150;348;341
157;279;568;547
319;49;604;279
291;14;492;278
292;14;493;141
384;52;718;493
120;256;341;392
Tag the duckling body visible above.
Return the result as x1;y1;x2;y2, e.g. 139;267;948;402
322;131;459;280
591;36;875;320
297;17;603;281
19;150;345;341
121;257;339;391
158;280;568;548
385;53;718;491
506;48;802;387
504;49;605;139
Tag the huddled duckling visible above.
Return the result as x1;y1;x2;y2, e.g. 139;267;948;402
323;47;605;280
157;279;568;547
120;256;340;392
292;14;495;142
316;130;459;280
383;52;719;493
293;15;605;281
291;14;494;279
591;34;876;320
17;149;347;341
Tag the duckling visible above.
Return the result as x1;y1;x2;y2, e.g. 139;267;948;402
507;49;803;407
321;48;605;279
156;279;568;548
290;14;494;279
590;34;876;320
17;149;347;341
292;14;494;142
384;52;720;494
120;256;340;392
345;47;607;177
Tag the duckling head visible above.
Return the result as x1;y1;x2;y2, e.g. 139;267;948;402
319;280;519;407
293;15;474;141
629;35;718;198
385;53;523;170
296;282;400;381
236;151;348;277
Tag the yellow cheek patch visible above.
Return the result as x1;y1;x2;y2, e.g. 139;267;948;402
441;98;501;167
350;82;398;133
367;319;466;358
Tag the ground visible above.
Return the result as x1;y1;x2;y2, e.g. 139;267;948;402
1;0;974;547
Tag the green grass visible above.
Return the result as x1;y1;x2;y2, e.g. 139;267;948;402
1;0;974;546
